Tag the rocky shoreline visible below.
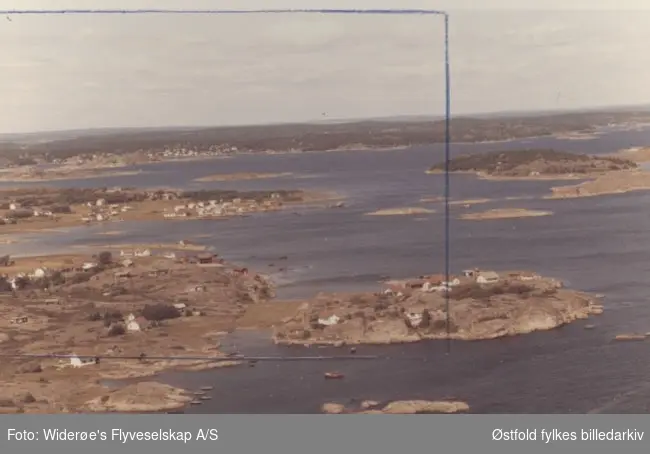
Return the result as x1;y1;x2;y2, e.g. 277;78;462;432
0;246;605;413
0;247;273;413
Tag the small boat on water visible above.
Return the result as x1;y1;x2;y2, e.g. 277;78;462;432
324;372;344;380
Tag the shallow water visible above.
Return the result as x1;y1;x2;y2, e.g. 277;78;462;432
6;126;650;413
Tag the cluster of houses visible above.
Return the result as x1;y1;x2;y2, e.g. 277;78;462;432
80;198;134;223
381;268;535;297
0;202;51;225
163;195;282;219
1;258;103;291
303;269;544;332
148;145;238;161
7;202;55;217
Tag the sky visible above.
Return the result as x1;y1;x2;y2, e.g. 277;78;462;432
2;0;650;134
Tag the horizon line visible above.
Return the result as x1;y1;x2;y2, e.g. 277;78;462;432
2;104;650;138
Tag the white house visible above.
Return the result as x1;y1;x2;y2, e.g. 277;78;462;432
126;313;148;332
9;277;21;291
82;262;98;271
70;355;96;368
422;282;436;293
9;202;20;210
33;268;47;279
134;249;151;257
476;271;499;284
173;303;187;310
406;312;423;328
318;314;341;326
442;278;461;287
96;198;106;206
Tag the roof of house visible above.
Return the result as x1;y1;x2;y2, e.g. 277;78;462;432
385;283;404;292
405;279;427;288
422;274;446;283
197;252;214;260
318;311;340;320
478;271;499;279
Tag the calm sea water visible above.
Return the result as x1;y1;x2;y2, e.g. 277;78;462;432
6;127;650;413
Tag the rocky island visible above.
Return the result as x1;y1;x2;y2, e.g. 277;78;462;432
459;208;553;220
427;149;637;179
322;399;470;414
427;149;650;199
365;207;435;216
272;269;603;346
194;172;292;182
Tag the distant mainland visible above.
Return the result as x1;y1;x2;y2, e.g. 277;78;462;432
1;108;650;172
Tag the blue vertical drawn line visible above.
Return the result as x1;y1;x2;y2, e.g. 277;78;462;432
443;14;452;355
2;8;454;354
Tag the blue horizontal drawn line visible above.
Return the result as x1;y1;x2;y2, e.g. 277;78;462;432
1;9;447;16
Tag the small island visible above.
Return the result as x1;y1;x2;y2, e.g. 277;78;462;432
460;208;553;220
427;149;637;179
194;172;292;182
365;207;435;216
322;399;470;414
272;269;603;346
